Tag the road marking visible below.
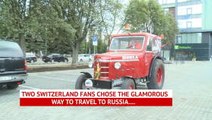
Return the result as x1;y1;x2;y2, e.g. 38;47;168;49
31;75;76;82
19;85;40;90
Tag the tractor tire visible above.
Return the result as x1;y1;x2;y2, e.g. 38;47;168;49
121;78;136;89
147;59;165;89
75;74;88;89
7;83;19;89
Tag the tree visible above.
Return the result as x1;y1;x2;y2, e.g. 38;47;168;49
162;13;178;45
0;0;128;65
0;0;34;53
125;0;149;32
98;0;123;40
125;0;178;45
48;0;98;65
0;0;47;53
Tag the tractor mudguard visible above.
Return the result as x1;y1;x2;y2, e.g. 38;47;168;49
148;56;163;78
80;72;92;78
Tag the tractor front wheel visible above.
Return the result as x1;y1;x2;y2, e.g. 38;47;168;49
121;78;136;89
75;74;88;89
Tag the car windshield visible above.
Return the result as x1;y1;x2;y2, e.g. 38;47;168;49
109;36;144;50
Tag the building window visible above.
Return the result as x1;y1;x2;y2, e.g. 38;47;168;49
187;8;192;15
177;0;192;3
182;34;187;43
178;33;202;44
164;8;169;13
176;36;182;44
197;33;202;43
158;0;175;4
186;21;192;28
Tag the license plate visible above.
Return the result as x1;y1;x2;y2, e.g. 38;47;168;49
0;76;12;81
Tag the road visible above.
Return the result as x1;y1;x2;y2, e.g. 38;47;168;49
0;61;212;120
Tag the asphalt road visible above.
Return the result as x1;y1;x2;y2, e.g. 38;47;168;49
0;61;212;120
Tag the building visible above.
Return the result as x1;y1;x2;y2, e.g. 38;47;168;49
158;0;212;61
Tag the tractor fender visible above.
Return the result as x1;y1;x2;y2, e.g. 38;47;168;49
148;56;163;78
80;72;92;78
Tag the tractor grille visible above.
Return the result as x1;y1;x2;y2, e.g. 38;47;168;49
100;62;109;78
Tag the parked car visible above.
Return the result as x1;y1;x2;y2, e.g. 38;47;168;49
26;52;37;63
42;53;68;63
0;40;27;89
78;54;92;62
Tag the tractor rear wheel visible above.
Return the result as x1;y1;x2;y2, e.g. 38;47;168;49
147;59;165;89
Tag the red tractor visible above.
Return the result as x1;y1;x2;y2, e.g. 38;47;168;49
75;32;165;89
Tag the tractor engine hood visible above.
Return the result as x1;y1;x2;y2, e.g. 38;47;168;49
95;52;140;62
94;52;143;80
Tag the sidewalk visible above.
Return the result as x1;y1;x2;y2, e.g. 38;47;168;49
27;63;89;73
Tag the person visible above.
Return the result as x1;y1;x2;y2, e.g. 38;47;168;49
135;40;142;49
128;39;142;49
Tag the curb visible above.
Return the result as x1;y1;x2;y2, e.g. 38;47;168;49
27;64;89;73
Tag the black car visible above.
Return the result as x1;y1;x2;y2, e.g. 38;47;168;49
0;40;27;89
42;53;68;63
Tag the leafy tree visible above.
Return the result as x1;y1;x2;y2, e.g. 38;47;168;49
162;13;178;45
98;0;123;40
125;0;149;32
0;0;126;65
97;39;107;53
48;0;97;64
48;0;118;64
0;0;31;52
125;0;178;45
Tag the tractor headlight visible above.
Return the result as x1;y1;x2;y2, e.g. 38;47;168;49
85;79;93;88
114;62;121;69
